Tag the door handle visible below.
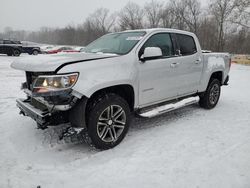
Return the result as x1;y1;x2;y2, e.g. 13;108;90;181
170;62;179;68
195;58;202;64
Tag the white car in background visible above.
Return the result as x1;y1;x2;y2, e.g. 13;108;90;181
75;46;85;52
40;45;55;53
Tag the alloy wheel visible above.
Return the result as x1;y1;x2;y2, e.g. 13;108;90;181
209;84;220;105
97;105;126;143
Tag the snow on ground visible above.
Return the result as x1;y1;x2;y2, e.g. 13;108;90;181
0;54;250;188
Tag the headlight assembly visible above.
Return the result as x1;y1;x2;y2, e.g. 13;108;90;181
33;73;78;93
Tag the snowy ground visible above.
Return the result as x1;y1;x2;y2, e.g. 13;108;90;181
0;54;250;188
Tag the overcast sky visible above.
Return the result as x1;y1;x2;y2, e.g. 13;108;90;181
0;0;208;32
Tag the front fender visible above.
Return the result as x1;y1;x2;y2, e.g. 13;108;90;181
57;54;138;100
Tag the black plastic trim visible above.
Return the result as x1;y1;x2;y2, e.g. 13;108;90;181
223;75;229;85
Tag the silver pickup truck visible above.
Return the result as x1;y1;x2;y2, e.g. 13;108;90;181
11;28;231;150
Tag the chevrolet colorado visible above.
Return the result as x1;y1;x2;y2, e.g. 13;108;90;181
11;28;231;149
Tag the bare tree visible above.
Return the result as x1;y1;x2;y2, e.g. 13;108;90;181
168;0;187;30
87;8;116;35
225;27;250;53
230;0;250;28
210;0;250;51
81;8;116;44
144;0;164;28
183;0;201;34
163;0;201;33
198;16;219;51
160;4;177;28
82;19;100;44
118;2;145;30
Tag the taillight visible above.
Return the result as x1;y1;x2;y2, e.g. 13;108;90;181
229;58;232;69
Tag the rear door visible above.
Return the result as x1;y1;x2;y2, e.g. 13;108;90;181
173;33;203;96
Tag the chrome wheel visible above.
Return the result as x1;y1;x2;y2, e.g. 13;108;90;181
209;84;220;105
97;105;126;143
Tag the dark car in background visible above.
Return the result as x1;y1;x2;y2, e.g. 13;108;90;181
0;39;41;56
14;40;41;55
0;39;22;56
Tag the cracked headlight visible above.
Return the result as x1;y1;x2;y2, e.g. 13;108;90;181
33;73;78;93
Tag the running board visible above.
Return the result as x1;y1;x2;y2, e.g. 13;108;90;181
138;96;200;118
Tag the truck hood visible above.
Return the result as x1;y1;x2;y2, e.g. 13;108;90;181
11;53;118;72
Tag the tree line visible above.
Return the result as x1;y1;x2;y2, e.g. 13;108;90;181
1;0;250;54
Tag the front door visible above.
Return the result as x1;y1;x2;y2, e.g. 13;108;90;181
138;33;180;106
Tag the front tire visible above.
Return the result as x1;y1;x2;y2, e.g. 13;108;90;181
32;50;39;55
86;93;131;150
13;49;21;56
199;79;221;109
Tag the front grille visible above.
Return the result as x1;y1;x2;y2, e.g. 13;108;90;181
30;98;48;111
25;72;54;90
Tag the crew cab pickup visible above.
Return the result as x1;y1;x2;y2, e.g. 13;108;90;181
11;28;231;150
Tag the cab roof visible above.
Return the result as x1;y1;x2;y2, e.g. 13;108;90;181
121;28;195;36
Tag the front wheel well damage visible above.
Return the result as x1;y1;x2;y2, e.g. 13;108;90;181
87;85;135;111
69;85;135;128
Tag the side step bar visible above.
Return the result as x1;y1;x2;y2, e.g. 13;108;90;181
138;96;200;118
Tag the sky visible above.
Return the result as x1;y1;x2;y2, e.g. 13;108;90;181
0;0;208;32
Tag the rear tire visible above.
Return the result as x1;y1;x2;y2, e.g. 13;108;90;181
86;93;131;150
199;79;221;109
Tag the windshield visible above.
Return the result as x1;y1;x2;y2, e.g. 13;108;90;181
83;32;146;55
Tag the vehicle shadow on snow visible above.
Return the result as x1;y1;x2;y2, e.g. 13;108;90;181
40;104;201;151
132;104;201;131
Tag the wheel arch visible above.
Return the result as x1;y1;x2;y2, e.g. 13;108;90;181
87;84;135;111
69;84;135;128
209;71;223;85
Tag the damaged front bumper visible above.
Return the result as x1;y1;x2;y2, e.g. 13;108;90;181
16;88;87;129
16;97;73;128
17;98;51;126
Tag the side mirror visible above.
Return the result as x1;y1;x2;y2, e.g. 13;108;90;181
140;47;163;61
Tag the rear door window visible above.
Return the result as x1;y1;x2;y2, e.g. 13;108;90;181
176;34;197;56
